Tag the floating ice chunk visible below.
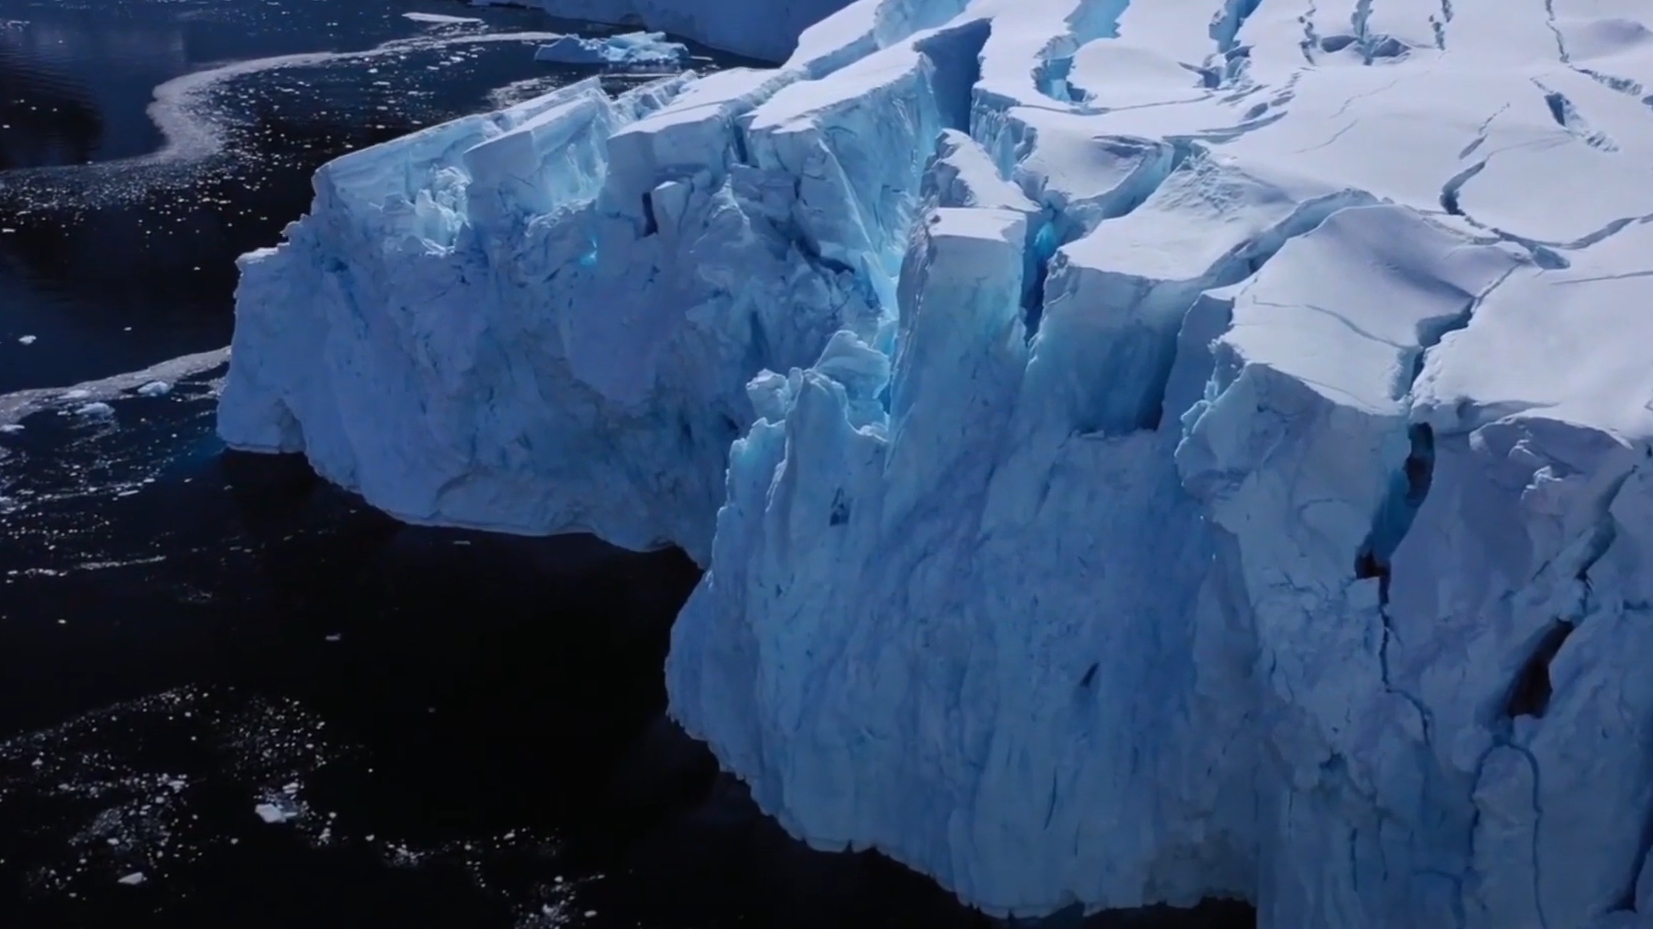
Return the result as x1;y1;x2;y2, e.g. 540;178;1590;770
534;31;687;67
507;0;854;61
17;335;34;345
136;381;172;397
0;347;225;429
73;402;115;418
254;802;296;824
403;12;483;25
117;872;147;886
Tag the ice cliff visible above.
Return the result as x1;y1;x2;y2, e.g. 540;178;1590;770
220;0;1653;926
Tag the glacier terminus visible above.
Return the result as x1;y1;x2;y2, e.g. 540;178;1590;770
217;0;1653;926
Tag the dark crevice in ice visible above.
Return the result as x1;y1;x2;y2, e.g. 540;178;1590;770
1035;54;1083;105
1355;424;1436;607
916;19;993;132
1021;216;1065;338
828;488;851;526
641;190;659;236
1505;621;1575;719
1210;0;1264;54
1438;160;1483;216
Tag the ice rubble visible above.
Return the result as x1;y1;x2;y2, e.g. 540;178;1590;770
222;0;1653;926
533;31;687;67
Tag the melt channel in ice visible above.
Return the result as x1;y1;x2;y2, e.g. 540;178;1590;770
221;1;1653;927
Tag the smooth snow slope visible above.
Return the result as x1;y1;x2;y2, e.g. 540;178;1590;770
221;1;1653;926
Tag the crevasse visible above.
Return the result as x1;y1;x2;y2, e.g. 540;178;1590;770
220;0;1653;926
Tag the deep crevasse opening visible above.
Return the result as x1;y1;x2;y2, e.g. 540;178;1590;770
220;0;1653;926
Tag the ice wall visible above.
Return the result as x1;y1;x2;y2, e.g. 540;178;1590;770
223;0;1653;926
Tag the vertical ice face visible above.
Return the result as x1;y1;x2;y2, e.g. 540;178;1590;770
223;0;1653;926
219;20;951;562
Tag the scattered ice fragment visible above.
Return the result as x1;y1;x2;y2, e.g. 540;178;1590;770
0;425;20;434
402;11;481;24
136;381;172;397
73;402;114;418
324;633;341;642
17;334;34;344
61;389;90;400
254;803;295;824
117;872;146;886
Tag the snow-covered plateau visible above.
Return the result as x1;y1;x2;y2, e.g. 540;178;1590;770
219;0;1653;926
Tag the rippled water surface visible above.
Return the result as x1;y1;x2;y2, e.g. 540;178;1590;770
0;0;684;393
0;2;1256;927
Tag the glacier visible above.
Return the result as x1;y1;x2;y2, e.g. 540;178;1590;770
220;0;1653;926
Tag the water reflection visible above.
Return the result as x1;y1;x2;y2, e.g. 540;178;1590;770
0;44;103;169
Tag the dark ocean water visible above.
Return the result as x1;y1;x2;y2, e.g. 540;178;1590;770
0;2;1256;927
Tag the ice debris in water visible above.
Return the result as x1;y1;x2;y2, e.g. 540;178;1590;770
403;11;483;25
218;0;1653;927
253;802;297;824
516;0;847;61
136;381;172;397
533;31;687;67
17;335;35;345
73;402;115;418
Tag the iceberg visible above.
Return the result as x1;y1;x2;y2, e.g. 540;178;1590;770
221;0;1653;926
533;31;688;67
508;0;856;61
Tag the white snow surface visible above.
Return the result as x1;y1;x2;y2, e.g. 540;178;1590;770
222;0;1653;926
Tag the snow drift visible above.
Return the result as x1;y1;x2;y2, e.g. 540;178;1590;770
221;0;1653;926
